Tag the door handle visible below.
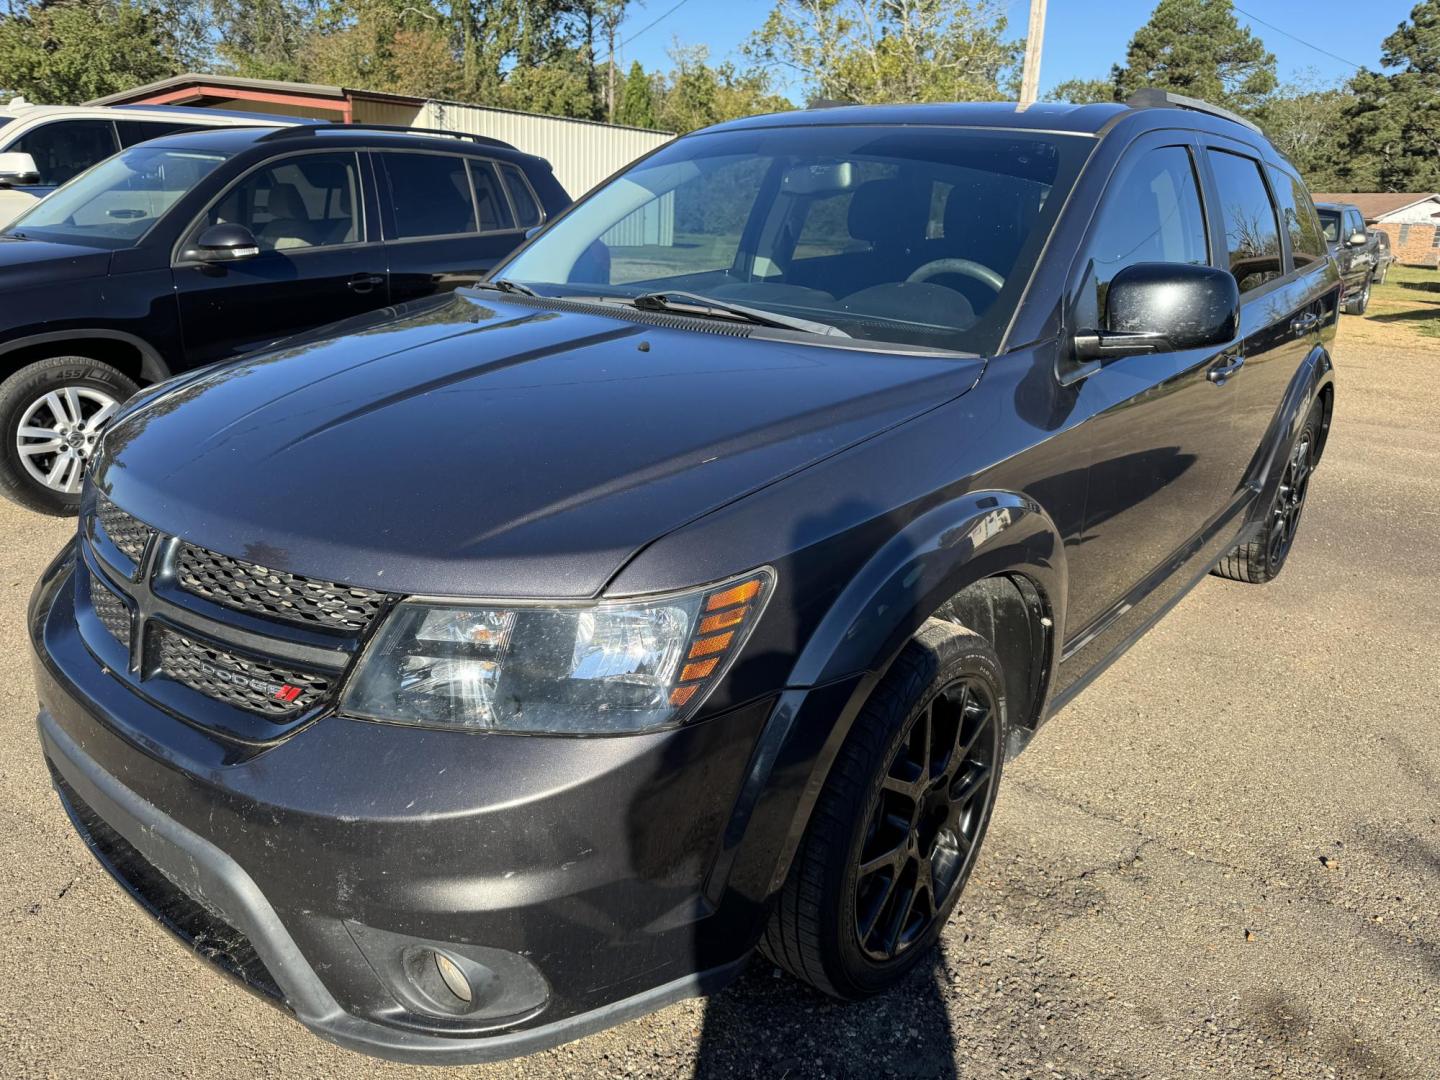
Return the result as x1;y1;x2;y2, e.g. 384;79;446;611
1207;351;1245;384
1290;312;1319;336
347;273;385;294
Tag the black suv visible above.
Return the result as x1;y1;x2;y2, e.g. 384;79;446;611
0;124;569;514
30;92;1336;1063
1315;200;1379;313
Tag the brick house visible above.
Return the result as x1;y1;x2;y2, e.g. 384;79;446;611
1312;193;1440;267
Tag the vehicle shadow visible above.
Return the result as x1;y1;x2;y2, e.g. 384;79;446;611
693;951;960;1078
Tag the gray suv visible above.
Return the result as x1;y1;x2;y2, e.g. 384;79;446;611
1315;201;1378;313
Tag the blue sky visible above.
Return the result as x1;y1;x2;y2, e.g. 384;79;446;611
610;0;1420;101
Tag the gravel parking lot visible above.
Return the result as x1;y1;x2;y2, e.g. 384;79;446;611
1;312;1437;1079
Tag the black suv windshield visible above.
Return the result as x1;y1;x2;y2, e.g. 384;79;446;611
5;145;227;248
497;125;1092;354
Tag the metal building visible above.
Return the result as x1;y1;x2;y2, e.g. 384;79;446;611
89;74;674;199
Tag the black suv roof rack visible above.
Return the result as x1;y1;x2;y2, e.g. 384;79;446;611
1125;88;1261;134
258;123;516;151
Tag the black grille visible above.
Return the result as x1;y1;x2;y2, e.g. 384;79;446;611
176;542;387;633
48;762;285;1004
95;497;152;565
155;628;330;717
89;576;131;646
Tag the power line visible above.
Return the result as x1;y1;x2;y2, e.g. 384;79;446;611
600;0;698;64
1232;4;1365;71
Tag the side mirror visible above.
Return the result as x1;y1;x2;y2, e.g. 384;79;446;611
190;223;259;263
1347;231;1368;247
1074;262;1239;362
0;151;40;187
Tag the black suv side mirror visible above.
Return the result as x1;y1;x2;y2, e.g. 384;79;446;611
1074;262;1239;362
1347;231;1368;247
190;223;260;263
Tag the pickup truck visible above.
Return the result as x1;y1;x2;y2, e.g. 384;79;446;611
1315;200;1377;313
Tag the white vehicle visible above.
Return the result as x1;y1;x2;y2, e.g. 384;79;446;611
0;99;299;227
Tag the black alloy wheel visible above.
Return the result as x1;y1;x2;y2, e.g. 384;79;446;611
1266;425;1314;571
854;675;998;961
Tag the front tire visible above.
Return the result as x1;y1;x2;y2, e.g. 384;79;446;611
1343;274;1372;315
760;619;1006;999
0;356;137;516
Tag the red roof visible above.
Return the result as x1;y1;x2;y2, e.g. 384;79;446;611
1311;193;1440;222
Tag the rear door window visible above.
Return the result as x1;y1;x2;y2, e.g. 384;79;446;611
381;152;479;239
469;160;516;232
9;120;119;186
497;162;542;228
1206;149;1283;294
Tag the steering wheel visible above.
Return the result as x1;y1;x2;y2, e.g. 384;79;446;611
906;258;1005;292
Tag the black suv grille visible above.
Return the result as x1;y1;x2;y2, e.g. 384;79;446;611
95;497;152;565
176;542;387;633
48;763;285;1004
89;577;131;646
155;628;330;718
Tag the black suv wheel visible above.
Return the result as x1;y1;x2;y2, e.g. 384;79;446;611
761;619;1006;998
0;356;137;516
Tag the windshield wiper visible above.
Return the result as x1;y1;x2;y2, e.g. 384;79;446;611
629;291;850;338
478;277;538;297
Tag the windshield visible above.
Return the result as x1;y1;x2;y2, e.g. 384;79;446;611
1317;209;1341;244
495;125;1092;354
5;146;227;248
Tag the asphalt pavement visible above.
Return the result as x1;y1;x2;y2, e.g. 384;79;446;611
1;313;1436;1078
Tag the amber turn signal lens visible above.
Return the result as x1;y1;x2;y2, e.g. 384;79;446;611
705;578;762;612
680;658;719;682
688;631;734;658
669;685;699;707
698;607;748;635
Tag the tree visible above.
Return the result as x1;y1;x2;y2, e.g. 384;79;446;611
1255;74;1348;188
303;0;464;98
500;47;599;118
0;0;183;103
1046;77;1115;104
1112;0;1276;113
745;0;1021;105
653;44;788;133
616;60;657;127
210;0;316;81
1343;0;1440;191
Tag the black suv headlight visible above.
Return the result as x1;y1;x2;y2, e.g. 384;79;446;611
340;570;774;734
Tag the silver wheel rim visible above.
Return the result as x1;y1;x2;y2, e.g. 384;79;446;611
15;385;119;494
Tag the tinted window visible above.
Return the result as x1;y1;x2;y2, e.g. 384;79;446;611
1081;146;1208;320
499;126;1089;354
206;152;361;251
498;162;541;227
383;153;477;238
1207;150;1282;293
1317;209;1341;244
1268;167;1325;269
8;146;227;248
116;119;207;147
469;161;515;232
10;120;118;186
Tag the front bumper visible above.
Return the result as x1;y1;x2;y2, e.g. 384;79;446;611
29;546;787;1063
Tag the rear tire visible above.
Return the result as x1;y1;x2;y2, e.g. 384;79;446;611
760;619;1006;999
0;356;137;516
1213;403;1320;585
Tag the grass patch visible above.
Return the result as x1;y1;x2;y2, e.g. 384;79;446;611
1368;264;1440;339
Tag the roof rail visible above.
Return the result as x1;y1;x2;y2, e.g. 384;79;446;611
1125;88;1261;134
257;123;515;151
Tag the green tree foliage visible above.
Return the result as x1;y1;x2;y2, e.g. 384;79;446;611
0;0;185;102
1343;0;1440;191
1112;0;1276;113
745;0;1020;105
615;60;656;127
654;44;788;133
1046;77;1116;104
210;0;316;81
1254;74;1348;188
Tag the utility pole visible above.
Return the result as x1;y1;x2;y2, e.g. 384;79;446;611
1019;0;1047;107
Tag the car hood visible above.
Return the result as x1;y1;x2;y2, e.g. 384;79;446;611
0;235;110;282
96;292;982;598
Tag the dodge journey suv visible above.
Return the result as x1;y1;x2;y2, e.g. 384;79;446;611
30;91;1337;1063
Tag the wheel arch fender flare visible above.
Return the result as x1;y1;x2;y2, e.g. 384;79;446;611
0;329;172;385
1249;344;1334;523
711;489;1068;908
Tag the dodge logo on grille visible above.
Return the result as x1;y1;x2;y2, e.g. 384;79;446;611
196;660;305;704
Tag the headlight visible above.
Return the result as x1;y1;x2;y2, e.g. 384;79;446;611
340;570;774;734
